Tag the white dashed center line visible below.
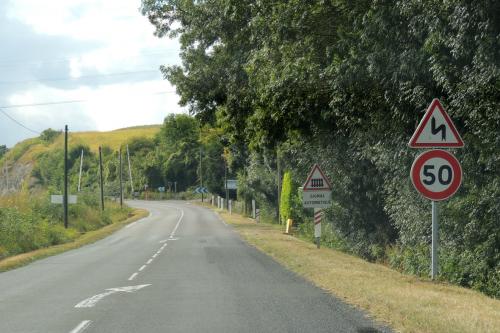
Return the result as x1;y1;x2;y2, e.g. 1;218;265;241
69;320;92;333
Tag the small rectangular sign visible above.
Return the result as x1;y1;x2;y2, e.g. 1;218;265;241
51;195;77;204
302;191;331;208
225;179;238;190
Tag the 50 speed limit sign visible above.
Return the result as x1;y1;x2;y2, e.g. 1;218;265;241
411;149;462;201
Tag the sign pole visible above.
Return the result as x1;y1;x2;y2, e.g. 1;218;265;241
431;201;439;279
314;208;322;249
63;125;68;229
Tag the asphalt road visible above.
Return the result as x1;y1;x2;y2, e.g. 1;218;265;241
0;200;392;333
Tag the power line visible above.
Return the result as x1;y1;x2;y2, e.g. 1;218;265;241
0;91;177;109
0;69;164;86
0;108;41;134
0;48;179;68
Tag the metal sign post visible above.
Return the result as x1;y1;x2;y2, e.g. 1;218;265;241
431;201;439;279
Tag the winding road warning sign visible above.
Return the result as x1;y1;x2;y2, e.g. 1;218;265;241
408;98;464;148
411;150;462;201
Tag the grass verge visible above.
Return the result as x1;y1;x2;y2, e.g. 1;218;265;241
0;208;148;272
201;203;500;333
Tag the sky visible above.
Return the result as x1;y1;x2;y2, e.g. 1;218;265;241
0;0;183;147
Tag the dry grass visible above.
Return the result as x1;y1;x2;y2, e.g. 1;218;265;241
65;125;160;152
208;206;500;333
0;208;148;272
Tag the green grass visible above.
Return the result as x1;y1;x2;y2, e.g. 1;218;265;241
0;208;148;272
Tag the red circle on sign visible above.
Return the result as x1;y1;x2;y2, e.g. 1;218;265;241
411;150;462;201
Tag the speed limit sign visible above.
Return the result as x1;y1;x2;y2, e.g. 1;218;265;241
411;150;462;201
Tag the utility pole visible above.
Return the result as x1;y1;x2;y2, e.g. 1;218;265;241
98;146;104;211
126;144;134;196
224;159;228;209
63;125;69;229
119;148;123;209
77;149;84;192
200;147;204;202
277;147;281;224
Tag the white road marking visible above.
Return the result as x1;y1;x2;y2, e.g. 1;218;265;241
147;259;153;264
159;239;168;243
125;221;137;229
139;265;146;271
69;320;92;333
168;237;178;241
75;285;150;308
128;272;138;281
152;254;158;258
169;208;184;238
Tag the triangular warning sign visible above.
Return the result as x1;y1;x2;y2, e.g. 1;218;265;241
409;98;464;148
303;164;332;191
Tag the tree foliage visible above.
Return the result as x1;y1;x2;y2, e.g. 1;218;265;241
142;0;500;297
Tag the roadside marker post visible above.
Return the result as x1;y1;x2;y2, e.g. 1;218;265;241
221;198;224;211
252;199;256;219
409;98;464;280
256;208;260;223
302;164;332;249
229;200;232;215
314;209;323;248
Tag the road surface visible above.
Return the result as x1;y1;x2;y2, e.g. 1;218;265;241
0;200;391;333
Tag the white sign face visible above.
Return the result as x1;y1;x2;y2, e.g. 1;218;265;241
408;98;464;148
225;179;238;190
302;191;331;208
51;195;77;204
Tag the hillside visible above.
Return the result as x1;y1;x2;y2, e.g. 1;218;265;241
0;125;161;194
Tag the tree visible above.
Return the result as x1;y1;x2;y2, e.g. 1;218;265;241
0;145;7;159
280;171;292;224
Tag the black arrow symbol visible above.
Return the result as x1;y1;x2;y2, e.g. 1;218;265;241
431;117;446;141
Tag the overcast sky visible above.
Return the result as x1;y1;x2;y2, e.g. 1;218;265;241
0;0;183;147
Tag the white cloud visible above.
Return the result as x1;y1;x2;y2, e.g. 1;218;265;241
1;0;184;147
8;80;184;131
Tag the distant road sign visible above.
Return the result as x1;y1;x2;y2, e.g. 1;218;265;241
302;164;332;208
194;187;208;194
51;195;77;204
303;164;332;191
411;150;462;201
225;179;238;190
158;187;165;192
409;98;464;148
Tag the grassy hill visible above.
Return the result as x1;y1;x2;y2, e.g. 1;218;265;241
1;125;161;166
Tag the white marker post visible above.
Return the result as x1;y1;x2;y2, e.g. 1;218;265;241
314;208;323;249
252;199;256;219
229;200;232;215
